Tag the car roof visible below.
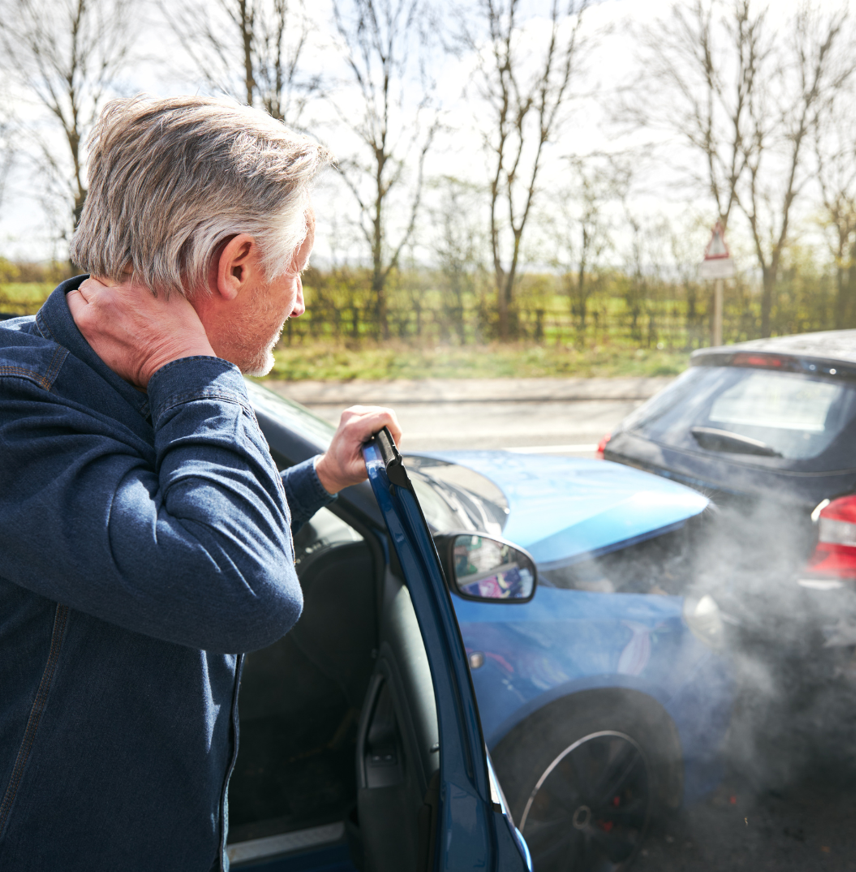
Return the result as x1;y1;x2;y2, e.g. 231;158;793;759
691;329;856;373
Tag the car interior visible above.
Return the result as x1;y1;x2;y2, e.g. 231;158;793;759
227;503;441;871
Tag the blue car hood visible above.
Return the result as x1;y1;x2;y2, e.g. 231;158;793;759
415;452;709;569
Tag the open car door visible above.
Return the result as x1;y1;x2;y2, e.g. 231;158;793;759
357;430;532;872
226;395;530;872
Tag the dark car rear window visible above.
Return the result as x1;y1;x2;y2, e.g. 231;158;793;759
621;365;856;462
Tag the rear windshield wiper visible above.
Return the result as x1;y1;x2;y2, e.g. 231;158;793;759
690;426;783;458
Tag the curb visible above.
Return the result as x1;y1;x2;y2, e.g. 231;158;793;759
263;375;675;406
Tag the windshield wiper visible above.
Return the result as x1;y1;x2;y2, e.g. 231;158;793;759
690;426;783;458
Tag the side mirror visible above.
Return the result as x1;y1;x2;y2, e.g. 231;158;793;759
436;533;537;604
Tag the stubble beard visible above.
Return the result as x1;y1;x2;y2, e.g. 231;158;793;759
219;278;291;376
242;348;276;378
238;314;290;377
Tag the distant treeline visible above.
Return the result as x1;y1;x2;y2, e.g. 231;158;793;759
289;254;846;349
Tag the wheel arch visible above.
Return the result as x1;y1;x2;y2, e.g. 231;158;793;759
491;686;685;813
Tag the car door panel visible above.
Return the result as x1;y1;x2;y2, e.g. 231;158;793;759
361;433;530;872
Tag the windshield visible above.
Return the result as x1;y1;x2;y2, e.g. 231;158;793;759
244;379;335;450
406;456;509;536
621;365;856;462
243;383;509;536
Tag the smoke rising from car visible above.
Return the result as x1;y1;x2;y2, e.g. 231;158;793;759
689;497;856;793
543;493;856;793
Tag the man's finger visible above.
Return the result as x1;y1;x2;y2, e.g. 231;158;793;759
76;276;110;302
383;413;402;447
66;288;87;316
348;408;402;447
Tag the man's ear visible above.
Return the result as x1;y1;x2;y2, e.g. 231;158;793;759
215;234;261;301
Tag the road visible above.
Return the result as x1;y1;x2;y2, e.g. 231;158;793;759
635;729;856;872
635;779;856;872
265;376;673;454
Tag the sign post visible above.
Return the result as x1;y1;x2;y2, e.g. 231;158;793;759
699;221;735;346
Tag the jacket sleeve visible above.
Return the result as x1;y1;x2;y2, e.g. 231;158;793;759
0;356;303;653
281;458;337;535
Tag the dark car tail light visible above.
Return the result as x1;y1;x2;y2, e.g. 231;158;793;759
805;496;856;579
731;353;786;368
596;433;611;459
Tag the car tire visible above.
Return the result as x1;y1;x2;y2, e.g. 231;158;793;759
492;691;682;872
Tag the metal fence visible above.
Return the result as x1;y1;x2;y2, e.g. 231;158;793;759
280;294;833;349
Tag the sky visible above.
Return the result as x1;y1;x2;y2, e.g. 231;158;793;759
0;0;845;276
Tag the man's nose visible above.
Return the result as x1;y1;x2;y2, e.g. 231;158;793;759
291;279;306;318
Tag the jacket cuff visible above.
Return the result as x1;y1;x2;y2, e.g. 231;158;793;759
282;457;337;531
147;357;252;427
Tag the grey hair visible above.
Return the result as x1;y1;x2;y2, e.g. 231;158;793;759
71;95;332;297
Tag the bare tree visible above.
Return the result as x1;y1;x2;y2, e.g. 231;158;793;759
0;109;14;215
630;0;768;234
632;0;856;337
667;215;717;348
331;0;439;339
427;175;487;343
0;0;135;250
547;155;628;335
737;3;855;336
814;91;856;328
164;0;318;125
463;0;591;338
620;208;651;345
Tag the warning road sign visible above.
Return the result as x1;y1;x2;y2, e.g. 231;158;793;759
704;221;730;259
699;221;734;279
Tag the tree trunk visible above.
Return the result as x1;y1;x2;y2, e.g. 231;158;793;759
240;0;255;105
372;270;387;341
495;266;508;340
836;266;848;328
578;283;588;333
760;266;776;337
686;282;697;350
502;265;518;339
846;237;856;328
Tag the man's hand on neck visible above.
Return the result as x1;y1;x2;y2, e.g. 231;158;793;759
67;276;216;390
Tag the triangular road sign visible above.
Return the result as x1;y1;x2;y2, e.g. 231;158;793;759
704;221;730;260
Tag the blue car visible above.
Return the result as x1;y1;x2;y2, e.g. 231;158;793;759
228;382;734;872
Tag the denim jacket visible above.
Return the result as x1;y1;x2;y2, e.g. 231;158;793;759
0;278;334;871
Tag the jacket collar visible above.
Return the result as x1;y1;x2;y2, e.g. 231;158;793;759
36;275;151;419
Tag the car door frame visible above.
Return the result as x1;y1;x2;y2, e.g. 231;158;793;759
362;431;530;872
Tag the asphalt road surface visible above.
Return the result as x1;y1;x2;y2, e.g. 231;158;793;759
266;376;672;454
636;776;856;872
635;725;856;872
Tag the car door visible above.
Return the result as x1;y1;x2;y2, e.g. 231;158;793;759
359;429;531;872
228;388;530;871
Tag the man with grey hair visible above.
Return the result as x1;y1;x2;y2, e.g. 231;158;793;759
0;95;401;871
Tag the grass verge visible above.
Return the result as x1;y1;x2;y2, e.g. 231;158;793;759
267;341;690;381
0;283;54;314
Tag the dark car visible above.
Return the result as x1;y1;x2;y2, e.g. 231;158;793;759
601;330;856;574
600;331;856;780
